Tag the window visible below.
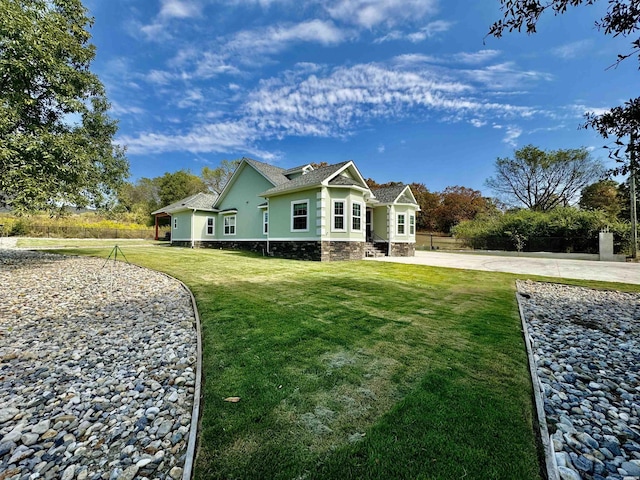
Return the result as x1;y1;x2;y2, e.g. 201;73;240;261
173;218;178;229
292;201;308;231
224;215;236;235
409;215;415;235
333;201;345;231
352;203;362;231
263;211;268;235
206;217;215;235
397;214;405;235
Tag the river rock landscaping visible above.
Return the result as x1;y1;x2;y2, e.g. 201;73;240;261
518;280;640;480
0;250;197;480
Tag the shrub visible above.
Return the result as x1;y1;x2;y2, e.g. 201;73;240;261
452;207;631;254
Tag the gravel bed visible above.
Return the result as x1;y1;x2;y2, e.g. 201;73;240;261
0;250;197;480
518;280;640;480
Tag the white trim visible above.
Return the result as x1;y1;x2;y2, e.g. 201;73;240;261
223;215;236;236
409;214;415;236
331;199;346;232
396;213;406;236
322;237;365;242
351;201;363;232
268;237;322;241
173;217;178;229
291;199;309;232
263;211;268;235
170;238;193;242
205;216;215;236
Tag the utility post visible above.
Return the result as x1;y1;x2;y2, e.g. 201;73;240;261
631;130;638;259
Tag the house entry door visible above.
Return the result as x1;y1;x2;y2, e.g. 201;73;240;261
366;209;372;242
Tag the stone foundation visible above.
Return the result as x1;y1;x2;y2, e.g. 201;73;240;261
171;241;192;248
390;242;415;257
194;240;268;255
171;239;394;261
267;241;322;261
321;241;365;261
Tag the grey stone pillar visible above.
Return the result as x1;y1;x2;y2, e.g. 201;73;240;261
599;231;614;261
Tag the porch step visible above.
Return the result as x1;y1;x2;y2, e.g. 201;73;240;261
364;242;386;258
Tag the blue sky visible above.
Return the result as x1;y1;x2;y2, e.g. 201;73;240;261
85;0;636;194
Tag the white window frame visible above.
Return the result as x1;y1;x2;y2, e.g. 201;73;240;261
173;217;178;229
263;211;269;235
352;202;362;231
332;200;346;232
223;215;236;236
397;214;406;235
409;215;415;235
206;217;215;236
291;200;309;232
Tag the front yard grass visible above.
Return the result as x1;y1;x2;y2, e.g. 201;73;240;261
45;247;640;479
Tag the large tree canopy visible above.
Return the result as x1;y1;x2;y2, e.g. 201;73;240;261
0;0;128;213
486;145;604;211
201;159;241;195
489;0;640;174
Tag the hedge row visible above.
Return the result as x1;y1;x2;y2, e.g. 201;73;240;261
451;208;632;254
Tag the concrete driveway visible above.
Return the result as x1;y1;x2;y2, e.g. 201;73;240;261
367;251;640;285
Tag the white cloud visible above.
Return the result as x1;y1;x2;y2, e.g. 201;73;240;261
158;0;201;19
226;20;346;54
110;101;145;116
502;125;522;147
453;50;501;65
183;21;345;79
407;20;453;42
326;0;439;28
176;88;205;108
551;40;593;59
377;144;385;153
121;60;546;158
139;0;202;42
464;62;553;90
392;53;439;66
120;120;278;161
375;20;453;43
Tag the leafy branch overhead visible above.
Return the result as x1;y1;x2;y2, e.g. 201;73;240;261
489;0;640;173
0;0;129;213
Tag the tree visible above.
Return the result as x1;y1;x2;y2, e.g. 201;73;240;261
157;170;206;207
579;179;624;218
0;0;129;214
201;159;241;195
488;0;640;174
435;186;497;232
485;145;604;211
408;182;440;231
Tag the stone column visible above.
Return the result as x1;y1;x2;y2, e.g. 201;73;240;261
598;230;614;261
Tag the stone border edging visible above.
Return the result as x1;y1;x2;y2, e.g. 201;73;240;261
516;280;559;480
149;271;202;480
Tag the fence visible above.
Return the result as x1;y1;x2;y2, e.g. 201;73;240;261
417;233;629;255
5;224;162;240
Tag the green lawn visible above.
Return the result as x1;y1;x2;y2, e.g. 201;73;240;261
44;246;640;479
15;237;162;248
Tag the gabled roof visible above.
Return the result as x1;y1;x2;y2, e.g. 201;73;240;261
151;192;219;215
243;158;289;186
283;164;313;175
261;161;369;197
372;185;418;205
214;157;289;207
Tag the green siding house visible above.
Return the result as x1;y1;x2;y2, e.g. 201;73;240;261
152;158;420;261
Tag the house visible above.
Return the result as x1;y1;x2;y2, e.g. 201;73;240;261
152;158;420;261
